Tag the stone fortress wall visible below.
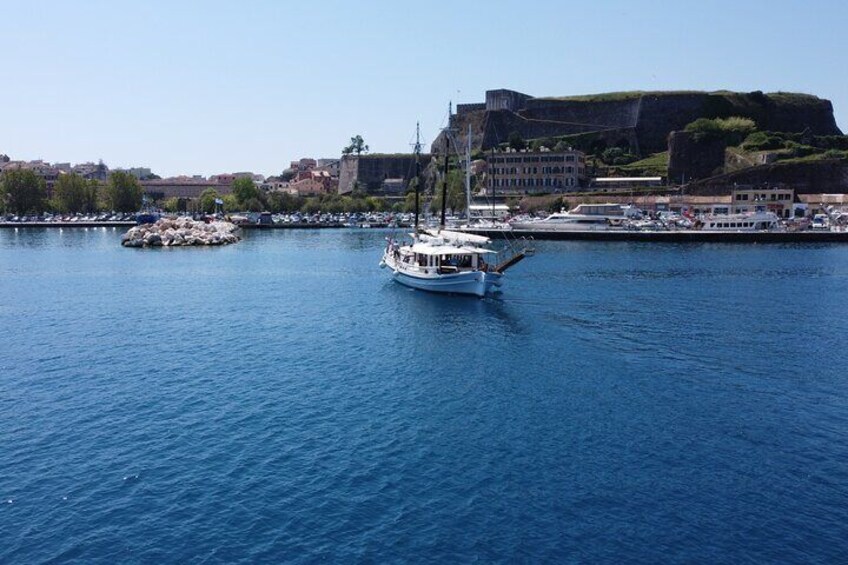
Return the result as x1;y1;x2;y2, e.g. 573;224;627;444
437;89;842;157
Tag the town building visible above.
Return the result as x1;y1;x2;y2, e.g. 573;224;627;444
487;147;586;195
287;177;326;196
114;167;153;179
290;158;317;172
315;158;340;178
731;186;794;218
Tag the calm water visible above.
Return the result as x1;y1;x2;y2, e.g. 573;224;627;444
1;227;847;563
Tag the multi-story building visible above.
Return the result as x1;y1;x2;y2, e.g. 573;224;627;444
731;185;795;218
487;148;586;195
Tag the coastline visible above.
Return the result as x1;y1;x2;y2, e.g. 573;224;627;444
4;221;848;243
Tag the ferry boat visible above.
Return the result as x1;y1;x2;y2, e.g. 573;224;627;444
509;203;642;232
696;211;780;231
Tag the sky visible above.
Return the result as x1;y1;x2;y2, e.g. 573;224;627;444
1;0;846;178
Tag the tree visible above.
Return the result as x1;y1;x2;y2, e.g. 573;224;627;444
2;168;46;215
198;188;220;214
232;177;259;206
508;131;526;151
222;193;240;212
54;173;98;213
342;135;369;156
104;171;143;212
430;169;466;214
162;197;180;213
601;147;638;166
403;190;418;213
684;116;756;145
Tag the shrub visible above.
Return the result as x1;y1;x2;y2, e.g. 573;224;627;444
741;131;784;151
685;116;756;145
601;147;638;165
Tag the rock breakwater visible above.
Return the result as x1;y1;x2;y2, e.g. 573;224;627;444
122;217;240;247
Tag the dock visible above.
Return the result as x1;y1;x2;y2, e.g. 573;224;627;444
461;228;848;243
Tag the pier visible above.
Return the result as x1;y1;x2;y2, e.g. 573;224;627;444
462;228;848;243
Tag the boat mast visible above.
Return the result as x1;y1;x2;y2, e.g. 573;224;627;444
491;145;496;219
440;129;449;229
414;122;421;232
465;123;472;220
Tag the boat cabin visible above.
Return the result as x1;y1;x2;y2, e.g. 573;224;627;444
394;243;491;275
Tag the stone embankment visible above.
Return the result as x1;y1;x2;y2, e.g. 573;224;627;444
122;217;240;247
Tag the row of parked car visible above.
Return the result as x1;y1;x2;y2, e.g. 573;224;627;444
264;212;414;226
2;213;137;223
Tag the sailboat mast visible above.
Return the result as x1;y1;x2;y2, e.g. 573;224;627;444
465;123;472;220
414;122;421;232
491;145;496;219
440;133;449;229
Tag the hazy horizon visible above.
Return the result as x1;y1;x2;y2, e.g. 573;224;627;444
2;0;845;178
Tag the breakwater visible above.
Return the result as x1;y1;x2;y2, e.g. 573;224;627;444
121;218;240;247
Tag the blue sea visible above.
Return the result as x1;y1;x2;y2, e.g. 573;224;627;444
1;227;847;563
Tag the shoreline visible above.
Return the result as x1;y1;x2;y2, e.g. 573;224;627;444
462;228;848;243
3;221;848;243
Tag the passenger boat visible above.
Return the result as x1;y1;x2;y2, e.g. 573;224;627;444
380;123;531;297
696;211;780;231
509;203;642;231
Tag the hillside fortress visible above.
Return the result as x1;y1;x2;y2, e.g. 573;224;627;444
433;89;842;156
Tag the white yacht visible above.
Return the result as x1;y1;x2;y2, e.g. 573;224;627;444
510;203;643;232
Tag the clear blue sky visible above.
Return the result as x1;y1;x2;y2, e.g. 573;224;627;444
2;0;845;177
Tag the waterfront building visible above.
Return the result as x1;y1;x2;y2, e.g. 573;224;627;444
487;147;586;195
731;186;794;218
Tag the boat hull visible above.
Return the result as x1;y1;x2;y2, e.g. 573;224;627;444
393;269;501;297
382;253;502;297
